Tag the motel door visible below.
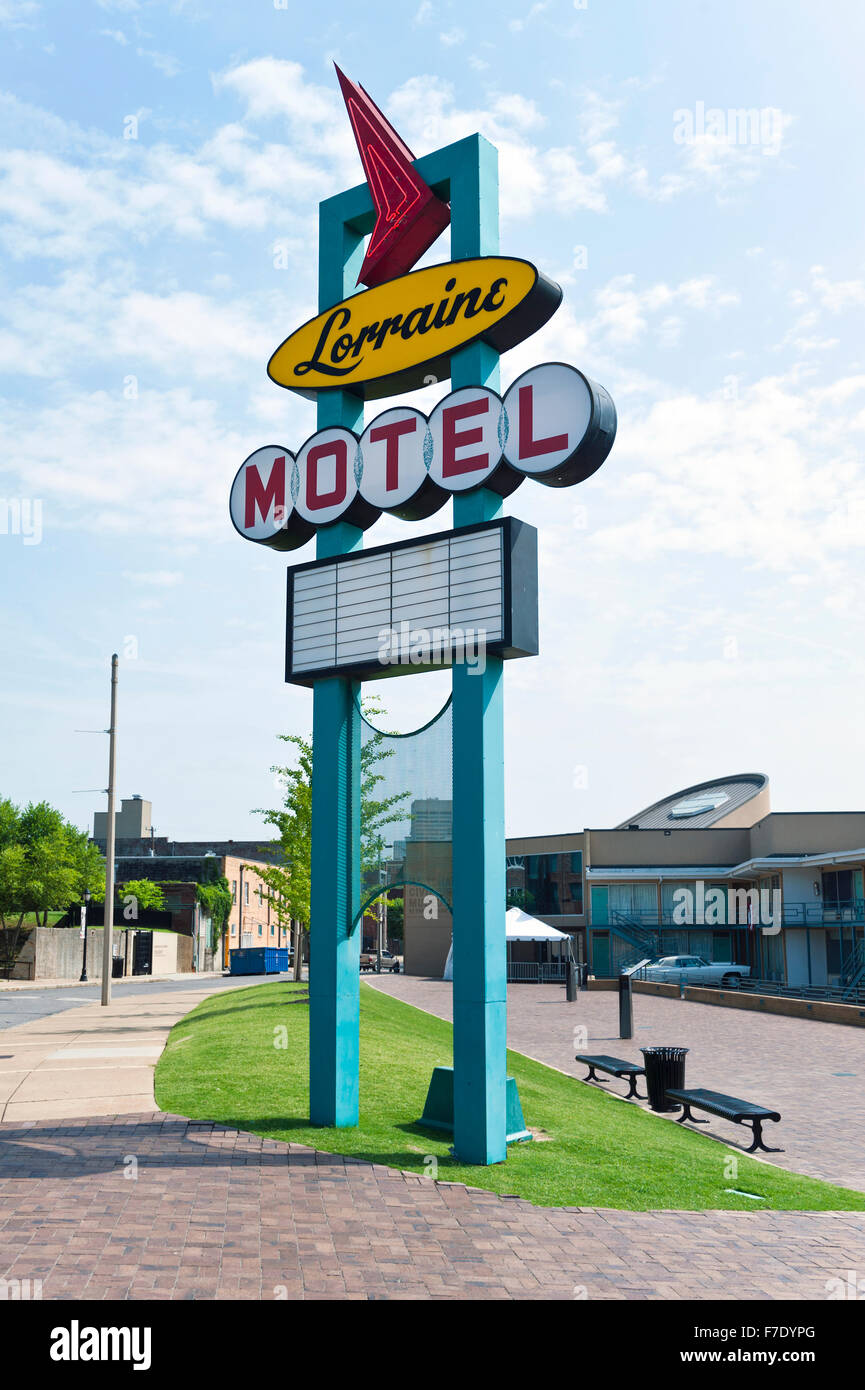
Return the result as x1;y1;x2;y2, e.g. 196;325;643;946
592;932;610;976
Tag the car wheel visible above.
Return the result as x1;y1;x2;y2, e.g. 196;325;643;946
721;973;740;988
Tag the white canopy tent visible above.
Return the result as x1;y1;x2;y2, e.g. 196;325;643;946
443;907;574;981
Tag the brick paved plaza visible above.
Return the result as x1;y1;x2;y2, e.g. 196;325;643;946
368;976;865;1193
2;1113;865;1301
1;979;864;1300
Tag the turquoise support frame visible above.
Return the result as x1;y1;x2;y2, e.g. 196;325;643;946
308;207;364;1128
310;134;508;1161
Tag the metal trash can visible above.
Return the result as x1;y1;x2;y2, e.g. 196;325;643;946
111;956;124;979
640;1046;689;1112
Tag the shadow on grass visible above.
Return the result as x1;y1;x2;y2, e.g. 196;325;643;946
200;1113;465;1170
171;997;309;1031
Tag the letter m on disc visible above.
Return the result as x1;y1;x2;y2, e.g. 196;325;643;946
335;65;450;289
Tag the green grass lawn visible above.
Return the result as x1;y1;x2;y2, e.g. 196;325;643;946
13;912;67;927
155;980;865;1212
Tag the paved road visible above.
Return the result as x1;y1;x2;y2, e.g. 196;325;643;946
0;973;295;1031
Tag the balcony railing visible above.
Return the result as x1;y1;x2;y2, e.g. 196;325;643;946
593;900;865;928
699;975;865;1008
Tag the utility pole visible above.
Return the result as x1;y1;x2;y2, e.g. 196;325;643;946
101;654;119;1006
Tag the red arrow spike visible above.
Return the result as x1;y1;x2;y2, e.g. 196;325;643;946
335;65;450;289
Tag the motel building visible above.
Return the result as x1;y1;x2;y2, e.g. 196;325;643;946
403;774;865;992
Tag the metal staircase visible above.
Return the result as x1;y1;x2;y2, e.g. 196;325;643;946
609;911;661;971
841;941;865;1000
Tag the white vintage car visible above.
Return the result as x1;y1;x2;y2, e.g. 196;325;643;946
640;955;750;986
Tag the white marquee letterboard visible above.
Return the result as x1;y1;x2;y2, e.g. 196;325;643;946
285;517;538;686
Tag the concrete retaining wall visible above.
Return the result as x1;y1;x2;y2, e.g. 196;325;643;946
587;978;679;999
11;928;190;981
683;985;865;1028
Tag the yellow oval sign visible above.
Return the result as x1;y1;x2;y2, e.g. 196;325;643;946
267;256;561;402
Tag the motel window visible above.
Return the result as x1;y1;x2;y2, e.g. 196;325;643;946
823;869;854;910
231;881;237;901
570;852;582;875
525;855;562;913
258;924;263;936
244;882;249;904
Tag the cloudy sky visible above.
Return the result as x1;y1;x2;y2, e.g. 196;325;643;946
1;0;864;841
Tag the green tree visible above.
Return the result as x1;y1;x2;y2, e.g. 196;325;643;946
254;698;410;980
507;886;535;912
0;799;106;977
195;874;233;952
384;892;404;942
118;879;166;914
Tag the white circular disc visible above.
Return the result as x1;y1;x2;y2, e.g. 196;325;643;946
294;427;361;526
229;445;296;542
358;407;429;510
426;387;505;493
501;363;592;477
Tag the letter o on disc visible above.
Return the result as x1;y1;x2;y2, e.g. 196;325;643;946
294;427;380;530
358;407;447;522
229;445;315;552
501;362;617;487
426;386;521;497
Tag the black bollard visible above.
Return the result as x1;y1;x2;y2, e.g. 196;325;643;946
618;971;633;1039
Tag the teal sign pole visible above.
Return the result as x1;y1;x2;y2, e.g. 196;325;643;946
309;214;364;1128
449;137;507;1166
309;135;507;1159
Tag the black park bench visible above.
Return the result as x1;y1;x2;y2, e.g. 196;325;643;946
666;1087;783;1153
576;1053;646;1100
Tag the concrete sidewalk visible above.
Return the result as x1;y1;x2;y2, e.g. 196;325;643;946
0;970;227;991
0;983;233;1122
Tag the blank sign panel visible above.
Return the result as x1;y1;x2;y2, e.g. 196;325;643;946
285;517;537;686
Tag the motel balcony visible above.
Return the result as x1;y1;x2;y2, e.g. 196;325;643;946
594;900;865;929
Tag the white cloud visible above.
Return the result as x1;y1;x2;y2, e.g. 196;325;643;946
0;269;309;394
584;369;865;574
0;386;252;540
214;57;338;128
136;47;181;78
588;273;739;348
0;1;39;27
509;2;549;32
809;265;865;313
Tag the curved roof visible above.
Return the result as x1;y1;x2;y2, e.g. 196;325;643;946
617;774;769;830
